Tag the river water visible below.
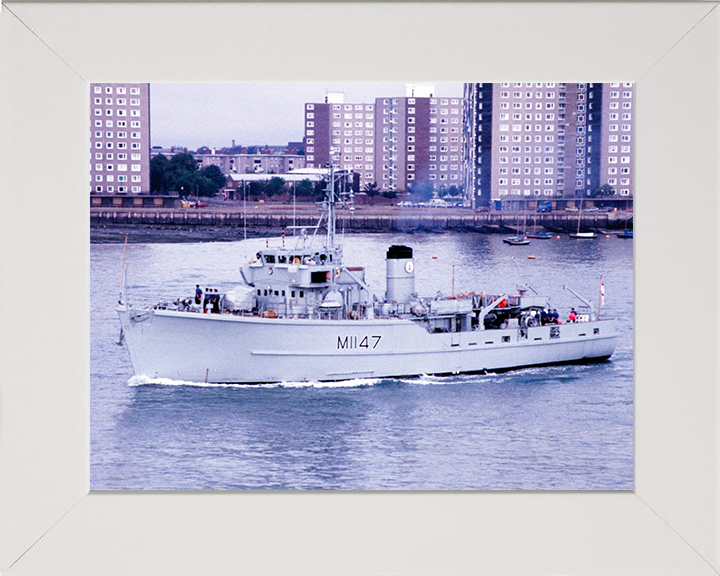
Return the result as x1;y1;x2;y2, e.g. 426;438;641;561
91;231;633;490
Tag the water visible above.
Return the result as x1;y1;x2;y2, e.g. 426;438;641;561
91;232;633;490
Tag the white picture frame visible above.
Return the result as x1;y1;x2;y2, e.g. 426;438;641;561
1;2;718;574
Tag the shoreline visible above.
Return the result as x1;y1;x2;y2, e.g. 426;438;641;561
90;205;632;244
90;223;456;244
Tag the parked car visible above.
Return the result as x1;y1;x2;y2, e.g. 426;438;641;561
537;201;553;213
475;206;491;213
180;199;208;208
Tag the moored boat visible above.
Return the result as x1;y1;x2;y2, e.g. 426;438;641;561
569;199;598;239
503;236;530;245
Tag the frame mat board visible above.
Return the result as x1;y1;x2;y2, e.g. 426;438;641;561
0;2;718;575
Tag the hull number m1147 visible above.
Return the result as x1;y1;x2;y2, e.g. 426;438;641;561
337;335;382;350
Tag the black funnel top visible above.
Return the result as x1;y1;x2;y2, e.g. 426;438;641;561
386;245;413;260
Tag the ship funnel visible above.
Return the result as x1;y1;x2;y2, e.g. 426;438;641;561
385;245;415;303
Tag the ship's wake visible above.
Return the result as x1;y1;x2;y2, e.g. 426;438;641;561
127;365;564;390
127;375;382;389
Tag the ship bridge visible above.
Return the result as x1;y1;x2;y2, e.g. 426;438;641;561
242;245;369;319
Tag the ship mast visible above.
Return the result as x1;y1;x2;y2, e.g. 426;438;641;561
326;162;336;250
322;148;353;252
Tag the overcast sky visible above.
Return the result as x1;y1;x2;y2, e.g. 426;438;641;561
150;83;464;150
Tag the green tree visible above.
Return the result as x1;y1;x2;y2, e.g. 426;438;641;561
265;176;286;197
198;165;226;196
170;153;198;174
195;176;216;197
313;180;326;201
295;179;314;198
150;153;230;197
162;170;179;193
175;173;196;198
593;184;616;197
151;152;199;195
248;181;265;198
150;154;170;193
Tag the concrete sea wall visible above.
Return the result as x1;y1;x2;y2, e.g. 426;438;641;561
91;207;631;234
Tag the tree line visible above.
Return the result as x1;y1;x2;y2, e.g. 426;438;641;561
150;153;227;197
150;153;325;200
239;177;323;200
151;152;470;202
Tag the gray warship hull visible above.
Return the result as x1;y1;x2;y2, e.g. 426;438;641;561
117;306;616;384
116;167;618;384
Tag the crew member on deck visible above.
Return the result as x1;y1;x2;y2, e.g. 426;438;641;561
195;285;203;305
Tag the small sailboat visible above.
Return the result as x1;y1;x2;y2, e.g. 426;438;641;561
503;236;530;246
569;199;597;239
527;210;552;239
504;199;530;245
617;200;633;238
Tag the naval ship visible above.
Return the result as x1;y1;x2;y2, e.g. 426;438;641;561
117;169;617;384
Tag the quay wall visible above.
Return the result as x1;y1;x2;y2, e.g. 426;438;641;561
91;208;632;234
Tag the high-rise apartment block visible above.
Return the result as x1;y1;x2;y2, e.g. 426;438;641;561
304;87;464;192
304;92;376;189
90;83;151;194
599;83;634;198
463;83;633;208
375;93;463;191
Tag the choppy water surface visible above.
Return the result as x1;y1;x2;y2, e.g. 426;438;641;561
91;232;633;490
